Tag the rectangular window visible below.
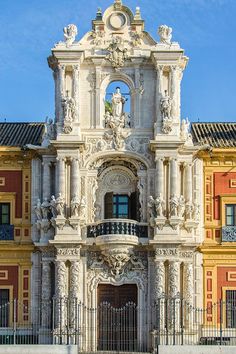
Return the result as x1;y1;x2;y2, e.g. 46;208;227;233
0;203;10;225
113;195;129;219
226;290;236;328
226;205;236;226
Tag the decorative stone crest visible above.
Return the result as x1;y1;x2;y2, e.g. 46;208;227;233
160;90;173;134
102;248;131;278
63;24;78;47
90;29;105;46
106;37;129;69
158;25;172;45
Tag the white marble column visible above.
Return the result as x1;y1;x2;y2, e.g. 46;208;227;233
183;262;194;305
154;259;165;299
155;65;163;132
58;64;65;124
95;67;101;127
57;157;66;197
71;158;80;198
155;157;164;196
55;260;67;328
184;163;192;202
168;261;180;297
72;65;79;123
170;65;178;120
154;258;165;330
42;159;51;200
70;261;80;298
134;66;140;127
170;158;178;197
41;261;51;328
53;69;60;123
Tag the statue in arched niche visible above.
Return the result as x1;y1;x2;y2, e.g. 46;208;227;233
111;87;126;120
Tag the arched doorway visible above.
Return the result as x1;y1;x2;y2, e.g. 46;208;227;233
97;284;138;351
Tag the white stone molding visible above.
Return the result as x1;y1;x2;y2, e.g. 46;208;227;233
137;173;147;222
101;248;131;278
57;248;80;258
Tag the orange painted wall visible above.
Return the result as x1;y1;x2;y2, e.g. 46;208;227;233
214;172;236;220
0;265;18;299
0;171;22;218
217;266;236;300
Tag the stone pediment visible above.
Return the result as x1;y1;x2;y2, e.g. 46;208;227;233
54;1;157;54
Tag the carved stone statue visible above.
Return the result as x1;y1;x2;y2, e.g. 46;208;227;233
41;198;50;220
79;196;86;219
50;195;57;218
160;90;173;134
61;96;76;123
177;195;185;218
104;87;130;150
155;193;165;217
34;199;42;221
160;90;172;120
158;25;172;45
148;196;155;219
63;24;78;47
42;117;56;145
180;118;191;141
71;194;80;217
169;194;179;217
56;193;65;217
185;201;193;220
192;202;200;221
111;87;126;120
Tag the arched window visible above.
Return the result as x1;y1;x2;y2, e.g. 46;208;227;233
104;81;131;127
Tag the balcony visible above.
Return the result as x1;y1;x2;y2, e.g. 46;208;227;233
87;219;148;238
0;225;14;241
222;226;236;242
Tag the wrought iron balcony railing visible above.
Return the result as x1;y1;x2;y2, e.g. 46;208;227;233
0;225;14;241
87;219;148;238
222;226;236;242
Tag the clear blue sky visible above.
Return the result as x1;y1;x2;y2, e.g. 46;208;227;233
0;0;235;123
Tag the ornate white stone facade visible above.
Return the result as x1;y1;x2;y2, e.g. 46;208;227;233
30;0;203;347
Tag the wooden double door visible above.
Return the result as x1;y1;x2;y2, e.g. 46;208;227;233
97;284;138;351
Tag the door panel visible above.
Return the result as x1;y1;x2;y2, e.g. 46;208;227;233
97;284;137;351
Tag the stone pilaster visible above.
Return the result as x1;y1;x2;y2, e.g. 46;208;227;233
72;65;79;123
170;158;178;197
155;65;163;133
185;163;193;203
155;157;164;197
42;159;51;200
55;260;67;329
58;64;65;124
71;157;80;199
57;157;66;197
170;65;178;121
